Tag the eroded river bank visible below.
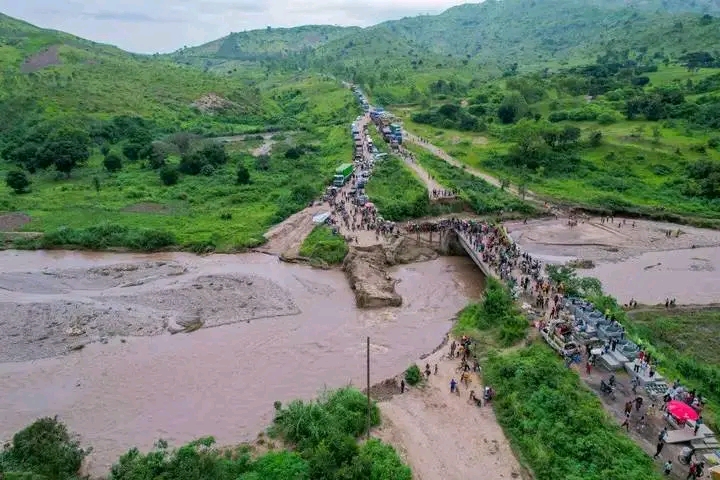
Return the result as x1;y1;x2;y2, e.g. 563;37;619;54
0;250;482;475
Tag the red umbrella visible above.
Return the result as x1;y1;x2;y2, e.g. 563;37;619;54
666;400;699;422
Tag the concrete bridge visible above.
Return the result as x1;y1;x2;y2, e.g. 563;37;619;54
453;230;495;279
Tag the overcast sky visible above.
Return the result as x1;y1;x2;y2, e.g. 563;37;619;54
0;0;474;53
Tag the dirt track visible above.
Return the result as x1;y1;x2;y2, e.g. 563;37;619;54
375;344;523;480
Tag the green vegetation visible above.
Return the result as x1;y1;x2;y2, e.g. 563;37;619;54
454;277;528;347
408;146;536;216
365;155;429;220
484;346;661;480
0;75;358;251
0;416;88;480
0;388;411;480
404;364;422;386
299;226;348;264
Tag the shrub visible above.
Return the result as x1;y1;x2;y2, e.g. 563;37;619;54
236;163;251;184
404;364;422;386
5;170;30;193
159;166;179;186
200;163;215;176
103;152;123;173
1;416;88;480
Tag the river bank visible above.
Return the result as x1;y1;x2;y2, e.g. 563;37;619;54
0;250;482;476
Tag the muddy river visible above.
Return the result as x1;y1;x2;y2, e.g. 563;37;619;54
0;250;483;475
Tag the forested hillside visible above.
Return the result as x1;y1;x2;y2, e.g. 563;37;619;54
174;0;720;79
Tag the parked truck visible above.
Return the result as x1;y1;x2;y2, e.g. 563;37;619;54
333;163;354;187
540;320;581;358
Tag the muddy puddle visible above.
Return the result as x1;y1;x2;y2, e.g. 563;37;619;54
0;250;482;476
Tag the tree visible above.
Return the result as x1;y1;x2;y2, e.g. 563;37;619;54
3;417;87;479
159;166;179;186
103;152;123;173
6;170;30;193
236;163;251;184
178;152;206;175
122;142;148;161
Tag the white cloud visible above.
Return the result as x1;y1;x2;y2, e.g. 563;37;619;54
0;0;476;53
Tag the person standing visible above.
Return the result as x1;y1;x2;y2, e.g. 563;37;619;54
586;361;592;376
400;379;405;394
663;460;672;475
450;378;457;394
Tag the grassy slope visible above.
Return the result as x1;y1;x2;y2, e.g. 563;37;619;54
299;225;348;264
0;14;276;133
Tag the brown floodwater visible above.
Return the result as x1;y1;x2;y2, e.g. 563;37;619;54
0;250;483;476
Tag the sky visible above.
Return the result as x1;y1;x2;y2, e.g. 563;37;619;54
0;0;474;54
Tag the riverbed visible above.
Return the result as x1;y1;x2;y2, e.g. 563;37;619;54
0;250;482;476
507;217;720;305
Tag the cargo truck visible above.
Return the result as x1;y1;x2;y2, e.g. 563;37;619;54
333;163;354;187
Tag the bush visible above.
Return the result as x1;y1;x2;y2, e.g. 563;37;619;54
5;170;30;193
200;163;215;176
159;166;179;186
0;416;88;480
35;223;176;251
103;152;123;173
236;163;251;185
404;364;422;386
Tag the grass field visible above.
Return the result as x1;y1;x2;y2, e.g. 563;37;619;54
299;226;348;264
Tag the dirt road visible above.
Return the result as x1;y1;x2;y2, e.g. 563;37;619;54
403;130;548;208
375;344;523;480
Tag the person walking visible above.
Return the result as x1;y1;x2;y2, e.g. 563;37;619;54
450;378;457;394
621;411;631;431
400;379;405;394
653;438;666;459
586;361;592;376
694;416;704;435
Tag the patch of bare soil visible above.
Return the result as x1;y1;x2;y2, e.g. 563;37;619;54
20;45;60;73
0;212;31;231
374;344;523;480
473;136;489;145
0;262;299;362
257;205;327;258
191;93;235;114
122;202;171;214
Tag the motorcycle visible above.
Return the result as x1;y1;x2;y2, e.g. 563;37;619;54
600;380;616;400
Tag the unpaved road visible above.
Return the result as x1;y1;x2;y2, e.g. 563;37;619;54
375;344;523;480
403;130;543;206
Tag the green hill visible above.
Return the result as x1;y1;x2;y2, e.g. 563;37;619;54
0;12;276;137
172;25;360;71
174;0;720;77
